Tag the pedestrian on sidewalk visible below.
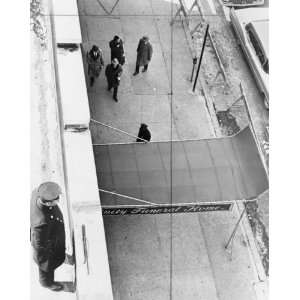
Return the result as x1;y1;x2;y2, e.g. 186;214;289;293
86;45;104;87
30;182;66;292
133;36;153;76
105;58;123;102
109;35;125;66
136;123;151;142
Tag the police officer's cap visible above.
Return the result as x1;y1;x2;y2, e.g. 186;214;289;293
37;182;62;201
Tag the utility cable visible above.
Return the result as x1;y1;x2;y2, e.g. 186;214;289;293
90;118;149;143
169;1;174;299
99;188;156;205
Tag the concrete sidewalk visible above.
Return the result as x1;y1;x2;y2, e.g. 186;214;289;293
78;0;266;299
78;1;215;144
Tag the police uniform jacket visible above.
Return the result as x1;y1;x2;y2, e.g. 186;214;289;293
30;190;66;272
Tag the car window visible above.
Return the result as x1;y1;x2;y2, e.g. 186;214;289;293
262;59;269;74
246;24;268;74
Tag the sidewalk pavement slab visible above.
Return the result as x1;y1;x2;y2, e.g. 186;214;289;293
78;0;264;298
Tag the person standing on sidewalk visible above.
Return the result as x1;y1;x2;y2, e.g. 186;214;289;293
105;58;123;102
30;182;66;291
86;45;104;87
136;123;151;142
109;35;125;66
133;36;153;76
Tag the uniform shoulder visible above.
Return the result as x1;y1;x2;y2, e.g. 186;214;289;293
30;190;47;227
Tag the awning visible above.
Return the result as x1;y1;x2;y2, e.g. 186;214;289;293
93;126;268;206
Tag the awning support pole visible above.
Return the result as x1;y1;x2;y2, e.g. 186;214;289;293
190;57;198;82
109;0;120;14
192;24;209;92
225;206;246;250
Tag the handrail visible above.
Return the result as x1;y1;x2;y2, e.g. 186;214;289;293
81;225;90;274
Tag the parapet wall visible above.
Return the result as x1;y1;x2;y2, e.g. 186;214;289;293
31;0;113;298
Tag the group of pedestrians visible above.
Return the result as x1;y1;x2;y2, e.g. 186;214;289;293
87;35;152;142
86;35;153;102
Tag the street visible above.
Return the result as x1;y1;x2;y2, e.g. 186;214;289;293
77;0;269;299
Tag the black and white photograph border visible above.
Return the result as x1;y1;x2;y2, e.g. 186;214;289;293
0;1;299;300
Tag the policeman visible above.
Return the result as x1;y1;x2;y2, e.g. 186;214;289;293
30;182;66;291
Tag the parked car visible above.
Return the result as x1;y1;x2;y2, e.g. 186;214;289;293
230;7;269;108
222;0;264;7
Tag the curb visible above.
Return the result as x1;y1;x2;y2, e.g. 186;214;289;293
236;201;267;281
236;201;269;299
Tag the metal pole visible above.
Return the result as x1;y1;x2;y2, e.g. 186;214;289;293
96;0;111;15
109;0;120;14
192;24;209;92
225;206;246;250
240;83;256;136
190;57;197;82
240;83;269;177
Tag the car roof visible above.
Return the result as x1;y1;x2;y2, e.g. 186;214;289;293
251;20;269;57
233;8;269;57
234;7;269;22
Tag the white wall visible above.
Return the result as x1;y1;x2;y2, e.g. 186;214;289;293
63;130;114;300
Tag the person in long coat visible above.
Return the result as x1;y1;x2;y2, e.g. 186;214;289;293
105;58;123;102
86;45;104;87
133;36;153;75
109;35;125;65
136;123;151;142
30;182;66;291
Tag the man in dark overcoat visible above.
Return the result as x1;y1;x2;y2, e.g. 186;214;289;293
136;123;151;142
30;182;66;291
133;36;153;76
86;45;104;87
109;35;125;65
105;58;123;102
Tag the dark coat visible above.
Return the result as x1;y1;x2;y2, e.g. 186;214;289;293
136;39;153;66
109;39;125;65
105;63;123;87
30;189;66;272
136;125;151;142
86;49;104;77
